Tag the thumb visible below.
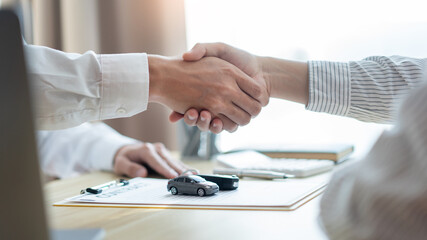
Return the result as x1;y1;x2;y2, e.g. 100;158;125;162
169;111;184;123
182;43;207;61
115;156;148;178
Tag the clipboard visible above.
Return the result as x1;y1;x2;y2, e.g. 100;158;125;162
54;177;328;211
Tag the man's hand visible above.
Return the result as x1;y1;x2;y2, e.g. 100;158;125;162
169;108;223;133
113;142;188;179
148;55;264;132
169;43;270;133
183;43;270;104
170;42;309;133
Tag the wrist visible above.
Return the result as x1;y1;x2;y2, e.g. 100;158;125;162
257;56;272;98
259;57;308;105
148;55;169;104
112;145;125;172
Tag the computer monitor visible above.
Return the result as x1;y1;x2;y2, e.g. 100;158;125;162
0;9;49;240
0;9;104;240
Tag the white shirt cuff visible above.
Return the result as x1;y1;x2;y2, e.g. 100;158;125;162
98;53;149;120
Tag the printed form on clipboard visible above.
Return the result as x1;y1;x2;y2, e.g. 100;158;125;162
54;175;330;211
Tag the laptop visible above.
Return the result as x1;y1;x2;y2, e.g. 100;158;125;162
0;10;104;240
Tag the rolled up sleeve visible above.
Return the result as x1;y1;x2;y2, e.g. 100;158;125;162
307;57;426;124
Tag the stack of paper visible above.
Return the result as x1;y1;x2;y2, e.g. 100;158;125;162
55;177;327;211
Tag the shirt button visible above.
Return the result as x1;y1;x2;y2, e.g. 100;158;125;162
116;108;127;114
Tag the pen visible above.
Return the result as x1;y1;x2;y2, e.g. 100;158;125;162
213;169;287;179
80;179;129;194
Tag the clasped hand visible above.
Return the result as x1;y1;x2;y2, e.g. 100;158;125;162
148;48;269;132
167;43;271;133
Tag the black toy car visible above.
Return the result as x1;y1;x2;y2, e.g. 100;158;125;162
197;174;239;190
167;175;219;196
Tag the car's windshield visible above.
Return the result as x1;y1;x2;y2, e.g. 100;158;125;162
189;176;206;183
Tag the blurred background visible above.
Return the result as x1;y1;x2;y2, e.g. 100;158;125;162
10;0;427;158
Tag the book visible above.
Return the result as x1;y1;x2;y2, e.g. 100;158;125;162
251;143;354;162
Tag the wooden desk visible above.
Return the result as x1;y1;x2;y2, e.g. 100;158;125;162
44;160;328;240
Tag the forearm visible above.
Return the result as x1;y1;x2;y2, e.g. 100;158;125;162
258;56;309;105
346;56;426;123
307;56;426;124
37;122;137;178
26;44;149;130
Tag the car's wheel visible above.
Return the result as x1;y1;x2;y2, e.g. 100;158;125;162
197;188;205;197
170;186;178;195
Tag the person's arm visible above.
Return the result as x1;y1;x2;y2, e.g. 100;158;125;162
174;43;427;131
26;44;265;132
307;56;427;123
26;44;149;130
225;54;426;123
319;82;427;239
37;122;187;179
37;122;135;178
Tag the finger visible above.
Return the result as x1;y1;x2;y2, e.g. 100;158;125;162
183;42;226;62
226;63;268;106
196;110;212;131
169;111;184;123
114;156;148;178
232;67;264;106
140;144;179;179
220;102;251;127
184;43;267;106
183;108;199;126
209;118;224;134
232;90;262;118
154;143;188;175
217;114;238;133
182;43;208;61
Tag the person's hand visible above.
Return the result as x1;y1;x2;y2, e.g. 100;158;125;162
169;109;223;133
169;43;271;133
170;42;309;133
148;55;265;132
113;142;188;179
184;43;269;98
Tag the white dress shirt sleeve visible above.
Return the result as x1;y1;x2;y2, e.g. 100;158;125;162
25;44;149;130
37;122;138;179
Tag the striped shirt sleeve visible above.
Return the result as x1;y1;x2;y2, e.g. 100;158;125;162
307;56;427;124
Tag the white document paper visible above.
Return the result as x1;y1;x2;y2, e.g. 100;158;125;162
65;177;326;208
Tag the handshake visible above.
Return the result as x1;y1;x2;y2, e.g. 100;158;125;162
148;43;309;133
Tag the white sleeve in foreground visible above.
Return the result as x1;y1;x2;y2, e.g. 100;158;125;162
319;83;427;240
37;122;138;179
25;44;149;130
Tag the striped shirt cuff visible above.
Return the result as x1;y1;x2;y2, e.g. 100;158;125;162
306;61;351;116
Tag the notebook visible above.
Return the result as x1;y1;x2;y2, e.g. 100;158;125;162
0;10;104;240
238;143;354;162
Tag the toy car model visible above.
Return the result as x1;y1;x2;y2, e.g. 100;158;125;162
197;174;239;190
167;175;219;196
